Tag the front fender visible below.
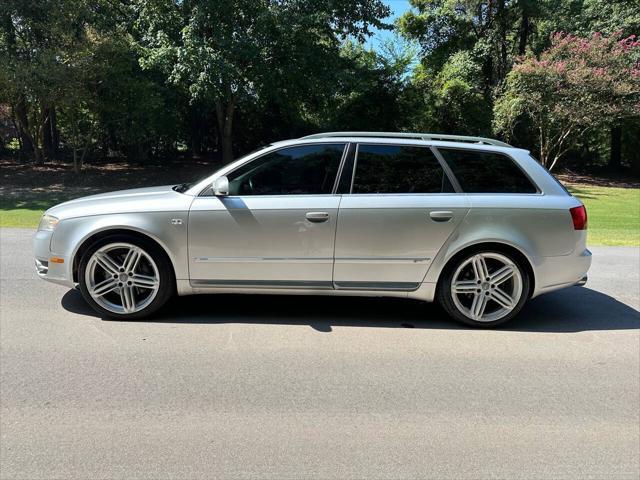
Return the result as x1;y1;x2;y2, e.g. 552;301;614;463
50;212;189;282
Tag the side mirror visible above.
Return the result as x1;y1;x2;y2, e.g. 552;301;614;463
212;176;229;196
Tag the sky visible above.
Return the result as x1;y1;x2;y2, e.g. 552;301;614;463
365;0;413;50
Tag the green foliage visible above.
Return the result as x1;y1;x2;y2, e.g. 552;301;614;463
135;0;391;161
433;51;491;134
494;33;640;169
0;0;638;172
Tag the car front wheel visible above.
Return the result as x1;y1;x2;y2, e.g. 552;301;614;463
78;234;174;319
437;250;530;327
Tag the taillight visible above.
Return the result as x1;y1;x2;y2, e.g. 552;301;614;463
570;205;587;230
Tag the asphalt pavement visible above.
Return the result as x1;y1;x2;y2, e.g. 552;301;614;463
1;228;638;479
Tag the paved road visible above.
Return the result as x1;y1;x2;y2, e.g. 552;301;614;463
1;228;638;479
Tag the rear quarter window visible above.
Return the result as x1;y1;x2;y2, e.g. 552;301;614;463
438;148;538;194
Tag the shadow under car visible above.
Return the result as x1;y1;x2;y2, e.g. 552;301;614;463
61;285;640;333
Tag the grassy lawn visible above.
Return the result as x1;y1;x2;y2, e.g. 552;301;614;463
567;184;640;246
0;207;46;229
0;195;74;229
1;182;638;246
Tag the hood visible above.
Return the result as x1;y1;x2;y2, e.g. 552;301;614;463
46;185;192;220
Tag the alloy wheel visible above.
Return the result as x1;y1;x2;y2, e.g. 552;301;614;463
84;242;160;315
450;252;523;323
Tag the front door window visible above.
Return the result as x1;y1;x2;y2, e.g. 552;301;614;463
227;144;346;196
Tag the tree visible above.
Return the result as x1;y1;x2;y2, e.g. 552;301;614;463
494;32;640;170
316;40;414;132
0;0;96;162
398;0;514;90
136;0;390;163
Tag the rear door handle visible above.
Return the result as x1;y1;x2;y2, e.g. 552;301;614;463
429;211;453;222
306;211;330;223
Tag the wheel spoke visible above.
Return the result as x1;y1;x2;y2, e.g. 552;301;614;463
122;248;141;273
95;252;120;274
453;280;478;294
87;242;162;315
450;252;523;323
472;255;489;281
90;278;118;297
470;293;488;320
490;287;515;309
131;274;158;289
120;286;136;313
490;265;514;285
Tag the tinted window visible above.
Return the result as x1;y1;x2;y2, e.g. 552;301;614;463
439;149;537;193
352;145;454;194
227;144;345;195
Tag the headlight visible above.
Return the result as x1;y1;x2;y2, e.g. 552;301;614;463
38;214;59;231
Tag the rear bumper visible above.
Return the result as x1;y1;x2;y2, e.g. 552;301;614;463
575;275;588;287
531;248;592;297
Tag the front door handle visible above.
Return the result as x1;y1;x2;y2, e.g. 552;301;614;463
306;211;330;223
429;211;453;222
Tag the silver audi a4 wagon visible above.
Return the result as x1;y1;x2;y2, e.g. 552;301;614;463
34;132;591;327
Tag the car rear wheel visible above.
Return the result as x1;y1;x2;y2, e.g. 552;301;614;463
78;234;174;319
437;250;530;327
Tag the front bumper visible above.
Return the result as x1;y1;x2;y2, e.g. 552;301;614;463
33;229;75;287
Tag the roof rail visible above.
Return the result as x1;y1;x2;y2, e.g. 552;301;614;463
301;131;511;148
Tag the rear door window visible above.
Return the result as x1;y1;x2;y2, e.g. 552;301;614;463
437;148;537;193
351;144;454;194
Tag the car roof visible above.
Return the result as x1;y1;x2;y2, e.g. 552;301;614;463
269;136;528;154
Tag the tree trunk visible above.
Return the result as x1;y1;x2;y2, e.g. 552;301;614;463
51;107;59;157
518;9;530;55
609;125;622;171
497;0;508;81
14;97;34;158
73;148;79;174
189;107;203;157
220;131;233;164
42;106;53;160
215;96;236;164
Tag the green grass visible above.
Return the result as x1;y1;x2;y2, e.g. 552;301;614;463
0;208;44;229
567;184;640;246
0;196;64;229
1;184;638;246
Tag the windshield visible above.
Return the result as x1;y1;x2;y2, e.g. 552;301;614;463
172;144;274;194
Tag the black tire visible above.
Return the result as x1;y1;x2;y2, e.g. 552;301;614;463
436;249;531;328
78;233;175;320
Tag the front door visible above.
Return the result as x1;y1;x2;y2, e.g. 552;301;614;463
188;143;346;288
333;143;469;290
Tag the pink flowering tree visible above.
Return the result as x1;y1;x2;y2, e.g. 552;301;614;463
494;33;640;170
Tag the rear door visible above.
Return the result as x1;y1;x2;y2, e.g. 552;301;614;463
332;143;469;290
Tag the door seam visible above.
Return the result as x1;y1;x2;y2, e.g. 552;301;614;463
330;194;344;288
